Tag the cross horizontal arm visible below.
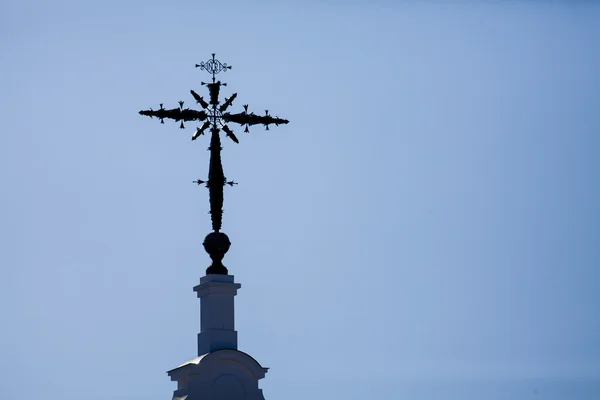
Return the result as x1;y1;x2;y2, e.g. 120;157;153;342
139;107;209;123
222;112;289;128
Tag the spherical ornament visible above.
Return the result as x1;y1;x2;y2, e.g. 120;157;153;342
203;232;231;275
203;232;231;256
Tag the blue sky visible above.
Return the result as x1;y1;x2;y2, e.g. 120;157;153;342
2;1;600;399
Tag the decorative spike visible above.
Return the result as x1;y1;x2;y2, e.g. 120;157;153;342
192;121;211;140
180;122;185;129
222;125;239;144
191;90;209;109
219;93;237;112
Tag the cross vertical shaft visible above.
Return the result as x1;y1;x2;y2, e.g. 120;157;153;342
208;127;224;232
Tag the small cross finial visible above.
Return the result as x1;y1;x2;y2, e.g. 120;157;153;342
195;53;232;83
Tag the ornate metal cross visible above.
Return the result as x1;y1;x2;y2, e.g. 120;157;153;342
139;54;289;275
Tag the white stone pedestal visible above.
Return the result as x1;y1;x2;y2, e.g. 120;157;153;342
194;274;241;355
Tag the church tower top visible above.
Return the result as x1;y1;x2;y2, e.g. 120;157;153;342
138;53;288;400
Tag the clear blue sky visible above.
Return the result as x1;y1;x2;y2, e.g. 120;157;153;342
2;1;599;399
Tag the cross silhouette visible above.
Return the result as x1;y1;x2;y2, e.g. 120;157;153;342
139;54;289;274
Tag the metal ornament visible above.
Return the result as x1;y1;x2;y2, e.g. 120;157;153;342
139;54;289;274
